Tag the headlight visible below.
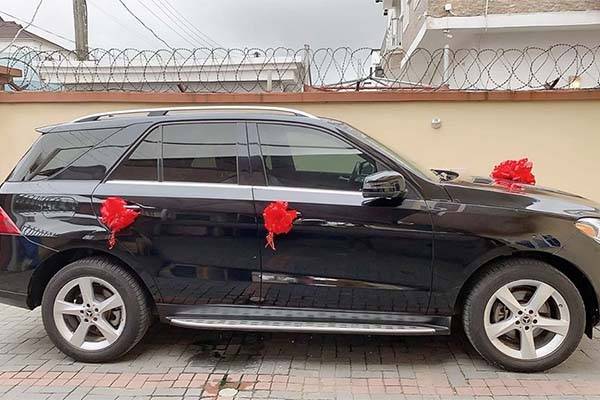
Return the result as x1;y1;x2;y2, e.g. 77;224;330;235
575;218;600;243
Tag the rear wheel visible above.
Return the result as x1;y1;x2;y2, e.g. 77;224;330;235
42;257;151;362
463;258;585;372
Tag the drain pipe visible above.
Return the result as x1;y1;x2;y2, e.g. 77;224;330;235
442;44;451;84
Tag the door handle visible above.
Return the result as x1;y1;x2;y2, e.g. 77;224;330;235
294;218;355;228
294;218;328;226
124;204;158;214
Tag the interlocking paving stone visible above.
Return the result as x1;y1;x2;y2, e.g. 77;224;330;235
0;304;600;399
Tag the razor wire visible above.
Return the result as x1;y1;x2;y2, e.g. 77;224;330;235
0;44;599;92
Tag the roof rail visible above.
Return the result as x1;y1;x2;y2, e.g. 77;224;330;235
71;106;318;123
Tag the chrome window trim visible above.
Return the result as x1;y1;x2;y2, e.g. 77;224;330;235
100;180;425;209
254;185;362;197
106;180;360;196
98;180;253;201
106;180;252;190
253;185;363;206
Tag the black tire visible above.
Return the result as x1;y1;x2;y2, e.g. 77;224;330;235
463;258;585;372
41;257;152;363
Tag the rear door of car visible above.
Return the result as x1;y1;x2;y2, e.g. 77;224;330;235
91;120;261;310
248;121;434;315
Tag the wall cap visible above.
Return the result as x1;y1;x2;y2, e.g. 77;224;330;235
0;89;599;103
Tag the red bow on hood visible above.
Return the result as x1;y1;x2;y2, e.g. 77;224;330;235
491;158;536;185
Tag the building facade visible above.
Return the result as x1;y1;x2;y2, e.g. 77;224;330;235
376;0;600;89
0;17;68;52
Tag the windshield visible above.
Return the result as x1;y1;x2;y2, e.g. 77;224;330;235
330;120;440;181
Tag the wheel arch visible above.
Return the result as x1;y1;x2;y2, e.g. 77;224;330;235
27;248;159;314
454;251;600;338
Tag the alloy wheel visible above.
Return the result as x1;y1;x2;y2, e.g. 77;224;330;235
483;279;570;360
53;276;126;351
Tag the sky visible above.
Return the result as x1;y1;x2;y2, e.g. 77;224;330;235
1;0;386;50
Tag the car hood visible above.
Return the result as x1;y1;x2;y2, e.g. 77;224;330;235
441;175;600;219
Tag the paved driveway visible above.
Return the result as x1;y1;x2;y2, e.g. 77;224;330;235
0;304;600;400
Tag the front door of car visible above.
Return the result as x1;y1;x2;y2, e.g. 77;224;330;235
92;121;261;308
249;122;434;314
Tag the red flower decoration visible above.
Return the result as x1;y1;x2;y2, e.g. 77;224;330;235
100;197;140;249
263;201;298;251
491;158;536;186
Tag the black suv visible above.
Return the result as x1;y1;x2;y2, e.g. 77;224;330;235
1;106;599;372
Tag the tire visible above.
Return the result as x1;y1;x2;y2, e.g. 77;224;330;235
463;258;585;372
41;257;151;362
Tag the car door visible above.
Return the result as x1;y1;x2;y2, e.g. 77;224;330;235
92;121;261;310
249;122;434;314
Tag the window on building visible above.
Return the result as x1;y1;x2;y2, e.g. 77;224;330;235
109;128;160;181
258;123;377;192
162;123;238;184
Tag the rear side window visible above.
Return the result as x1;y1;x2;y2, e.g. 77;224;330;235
56;125;144;180
162;123;238;184
9;128;118;181
109;128;160;181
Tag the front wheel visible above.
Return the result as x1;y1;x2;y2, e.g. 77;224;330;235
463;258;585;372
42;257;151;362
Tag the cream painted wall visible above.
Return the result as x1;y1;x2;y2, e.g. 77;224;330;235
1;100;599;201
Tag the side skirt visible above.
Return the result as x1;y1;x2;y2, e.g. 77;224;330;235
157;304;451;336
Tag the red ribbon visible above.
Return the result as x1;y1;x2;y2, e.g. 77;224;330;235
491;158;536;186
263;201;298;251
100;197;140;249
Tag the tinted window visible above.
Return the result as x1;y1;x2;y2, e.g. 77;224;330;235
258;123;377;191
109;128;160;181
9;128;117;181
162;123;238;184
56;125;144;180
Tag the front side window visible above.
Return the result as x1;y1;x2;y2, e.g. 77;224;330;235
258;123;377;191
162;123;238;184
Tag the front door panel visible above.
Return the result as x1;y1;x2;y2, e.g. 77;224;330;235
254;187;433;314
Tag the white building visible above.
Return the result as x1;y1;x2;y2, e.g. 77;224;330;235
36;53;309;93
0;16;69;52
375;0;600;89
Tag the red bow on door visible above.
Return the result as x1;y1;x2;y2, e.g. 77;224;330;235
263;201;298;251
100;197;140;249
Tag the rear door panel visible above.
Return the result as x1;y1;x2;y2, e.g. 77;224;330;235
91;121;261;307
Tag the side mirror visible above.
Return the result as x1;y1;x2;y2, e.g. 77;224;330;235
362;171;407;199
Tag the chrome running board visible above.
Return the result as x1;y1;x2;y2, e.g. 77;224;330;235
167;318;438;335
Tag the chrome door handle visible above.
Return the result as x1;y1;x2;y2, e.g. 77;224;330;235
294;218;355;228
294;218;328;226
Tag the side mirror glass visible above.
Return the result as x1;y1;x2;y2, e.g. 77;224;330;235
362;171;407;199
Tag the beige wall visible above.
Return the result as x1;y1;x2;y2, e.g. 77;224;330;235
1;99;599;201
